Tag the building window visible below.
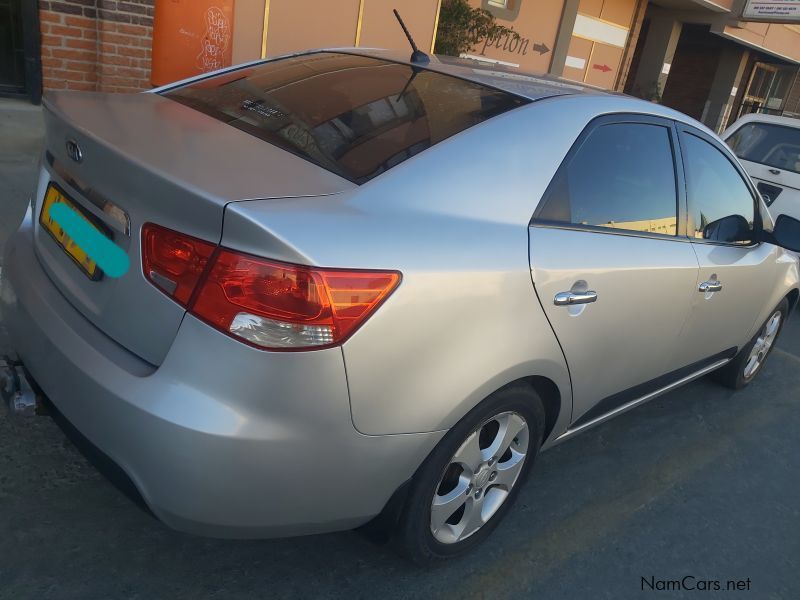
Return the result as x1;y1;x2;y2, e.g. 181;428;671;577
482;0;520;21
737;62;795;120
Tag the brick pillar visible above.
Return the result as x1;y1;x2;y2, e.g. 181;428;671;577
39;0;154;94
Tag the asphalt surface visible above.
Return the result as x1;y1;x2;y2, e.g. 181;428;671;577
1;98;799;599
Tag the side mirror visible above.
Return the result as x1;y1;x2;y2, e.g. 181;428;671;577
703;214;751;243
773;214;800;252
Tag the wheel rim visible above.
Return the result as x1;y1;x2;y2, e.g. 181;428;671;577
429;411;530;544
743;311;782;380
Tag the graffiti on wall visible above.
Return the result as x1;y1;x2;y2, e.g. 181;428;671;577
197;7;232;72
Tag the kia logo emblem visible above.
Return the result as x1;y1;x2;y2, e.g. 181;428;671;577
66;139;83;163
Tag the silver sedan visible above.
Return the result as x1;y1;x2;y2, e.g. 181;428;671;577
2;48;800;564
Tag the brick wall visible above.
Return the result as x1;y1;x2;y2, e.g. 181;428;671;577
39;0;154;93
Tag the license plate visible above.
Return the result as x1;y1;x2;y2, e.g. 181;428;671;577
39;183;107;280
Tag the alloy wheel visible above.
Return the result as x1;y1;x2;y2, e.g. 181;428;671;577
429;411;530;544
743;310;782;380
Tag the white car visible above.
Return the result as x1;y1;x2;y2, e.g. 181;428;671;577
723;114;800;222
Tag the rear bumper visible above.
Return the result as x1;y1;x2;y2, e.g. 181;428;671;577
1;209;444;538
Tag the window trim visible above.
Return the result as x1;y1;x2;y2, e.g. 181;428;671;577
530;113;687;241
675;124;763;248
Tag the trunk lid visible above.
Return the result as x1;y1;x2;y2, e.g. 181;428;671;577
35;91;352;365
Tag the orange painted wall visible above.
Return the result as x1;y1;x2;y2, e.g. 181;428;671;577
465;0;564;71
265;0;361;56
562;0;638;89
263;0;440;58
722;22;800;63
152;0;235;86
232;0;266;64
358;0;440;53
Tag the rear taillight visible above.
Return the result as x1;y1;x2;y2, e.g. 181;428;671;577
141;224;401;350
142;223;216;306
190;250;401;350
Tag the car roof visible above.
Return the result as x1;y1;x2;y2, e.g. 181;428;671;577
725;112;800;132
339;47;611;101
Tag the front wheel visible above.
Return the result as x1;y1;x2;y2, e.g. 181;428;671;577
393;385;545;564
711;299;789;389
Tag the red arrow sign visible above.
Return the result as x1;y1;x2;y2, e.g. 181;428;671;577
593;63;612;73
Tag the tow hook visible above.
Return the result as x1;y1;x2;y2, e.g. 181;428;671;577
0;357;39;416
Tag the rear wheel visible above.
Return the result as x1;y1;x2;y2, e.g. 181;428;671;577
394;385;544;564
711;299;788;389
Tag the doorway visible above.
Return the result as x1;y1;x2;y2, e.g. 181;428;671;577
0;0;41;103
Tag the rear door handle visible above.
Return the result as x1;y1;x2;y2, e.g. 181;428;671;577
769;168;781;175
554;291;598;306
699;280;722;293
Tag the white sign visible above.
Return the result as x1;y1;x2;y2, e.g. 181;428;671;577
743;0;800;22
565;56;586;70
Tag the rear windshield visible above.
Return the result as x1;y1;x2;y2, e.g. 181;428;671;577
162;52;528;184
727;122;800;175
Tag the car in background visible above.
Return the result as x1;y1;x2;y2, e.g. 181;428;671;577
3;49;800;564
723;114;800;223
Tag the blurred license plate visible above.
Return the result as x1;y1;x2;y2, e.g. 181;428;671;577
39;184;102;279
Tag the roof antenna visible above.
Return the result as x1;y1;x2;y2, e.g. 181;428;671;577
393;9;430;64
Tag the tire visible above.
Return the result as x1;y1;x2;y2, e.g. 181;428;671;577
393;384;545;565
711;298;789;390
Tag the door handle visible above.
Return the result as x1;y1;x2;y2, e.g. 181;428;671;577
699;280;722;293
554;291;598;306
769;168;781;175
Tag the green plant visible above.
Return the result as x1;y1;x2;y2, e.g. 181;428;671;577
434;0;518;56
632;80;663;103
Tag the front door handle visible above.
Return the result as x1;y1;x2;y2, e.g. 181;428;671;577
769;168;781;175
554;291;598;306
699;280;722;293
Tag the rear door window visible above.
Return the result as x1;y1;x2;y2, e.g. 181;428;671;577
536;122;678;236
682;132;756;244
162;52;528;184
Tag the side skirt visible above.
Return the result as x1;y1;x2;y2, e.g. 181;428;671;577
553;348;737;444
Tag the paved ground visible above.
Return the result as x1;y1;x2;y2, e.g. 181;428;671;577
1;98;799;599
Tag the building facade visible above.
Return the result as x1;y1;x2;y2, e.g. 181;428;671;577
2;0;800;132
474;0;800;131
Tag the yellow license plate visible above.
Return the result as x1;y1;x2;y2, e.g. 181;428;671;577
40;184;105;280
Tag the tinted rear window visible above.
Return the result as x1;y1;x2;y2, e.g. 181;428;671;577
162;52;528;184
727;122;800;175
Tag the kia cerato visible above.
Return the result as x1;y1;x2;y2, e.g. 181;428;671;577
3;48;800;564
